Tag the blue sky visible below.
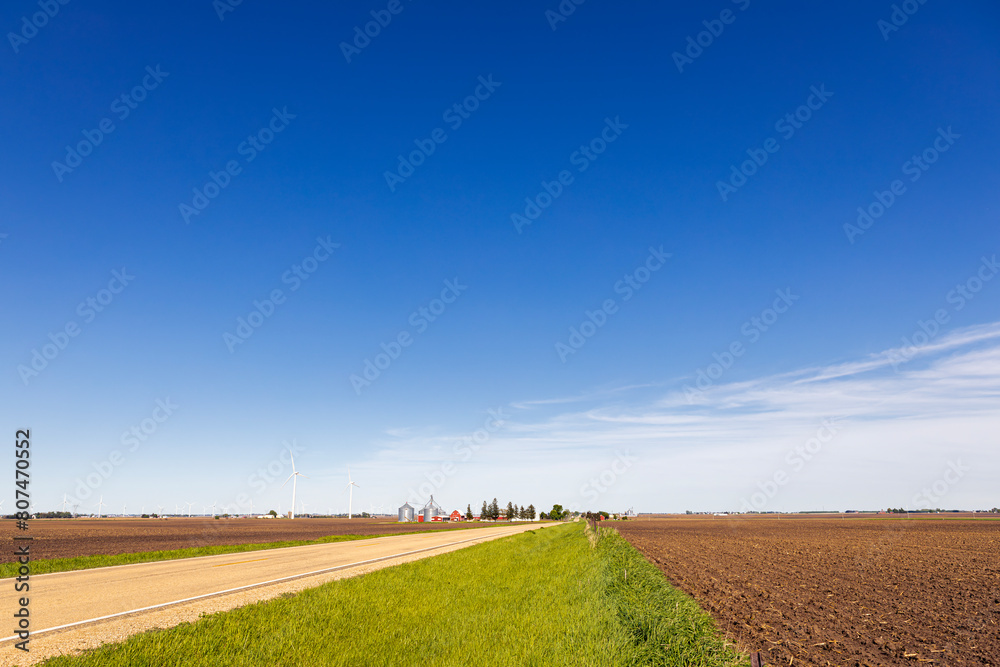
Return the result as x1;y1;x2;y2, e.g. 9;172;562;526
3;1;999;515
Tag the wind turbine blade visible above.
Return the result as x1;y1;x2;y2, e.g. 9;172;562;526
298;473;309;479
280;473;295;488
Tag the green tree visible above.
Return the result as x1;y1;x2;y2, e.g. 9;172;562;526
466;504;473;520
550;504;565;520
505;501;515;521
527;504;536;520
489;498;500;521
481;500;488;520
268;509;277;517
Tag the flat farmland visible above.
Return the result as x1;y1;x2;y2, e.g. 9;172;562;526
616;516;1000;666
0;518;493;562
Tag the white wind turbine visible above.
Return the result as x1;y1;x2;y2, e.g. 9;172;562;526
281;453;307;520
95;495;106;518
0;500;5;514
186;501;195;517
62;494;69;513
122;502;127;516
346;468;360;519
157;505;165;517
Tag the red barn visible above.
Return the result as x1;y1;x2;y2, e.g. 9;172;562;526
450;510;462;521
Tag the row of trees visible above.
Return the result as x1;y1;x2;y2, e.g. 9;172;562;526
471;499;536;521
537;505;614;521
540;504;568;520
27;511;73;519
887;508;1000;513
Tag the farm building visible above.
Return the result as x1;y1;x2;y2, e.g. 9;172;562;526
397;502;415;522
450;510;462;521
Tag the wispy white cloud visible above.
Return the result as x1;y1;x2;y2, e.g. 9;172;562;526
361;321;1000;514
789;320;1000;385
508;380;667;410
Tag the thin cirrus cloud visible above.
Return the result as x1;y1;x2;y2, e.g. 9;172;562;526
369;321;1000;512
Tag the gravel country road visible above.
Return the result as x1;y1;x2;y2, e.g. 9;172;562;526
0;522;556;665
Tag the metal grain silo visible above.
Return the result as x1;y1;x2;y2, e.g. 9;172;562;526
398;502;414;522
420;495;443;522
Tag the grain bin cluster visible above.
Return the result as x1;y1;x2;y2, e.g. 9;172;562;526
397;496;449;522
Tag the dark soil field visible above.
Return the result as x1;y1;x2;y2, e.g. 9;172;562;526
0;517;495;562
616;516;1000;666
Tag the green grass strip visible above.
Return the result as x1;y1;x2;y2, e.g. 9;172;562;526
593;524;745;666
41;522;746;666
0;522;503;579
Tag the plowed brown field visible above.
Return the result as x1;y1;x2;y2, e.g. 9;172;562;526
0;517;494;562
617;516;1000;666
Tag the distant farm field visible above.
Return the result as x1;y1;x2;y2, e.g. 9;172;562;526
616;516;1000;666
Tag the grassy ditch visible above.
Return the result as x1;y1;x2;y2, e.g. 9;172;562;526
42;522;745;666
588;522;745;665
